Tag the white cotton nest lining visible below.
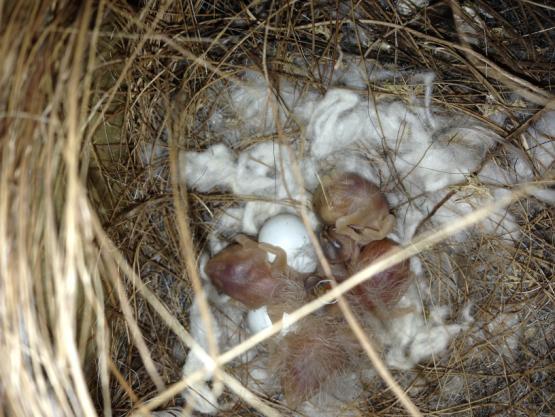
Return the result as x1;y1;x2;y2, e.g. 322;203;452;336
178;57;554;415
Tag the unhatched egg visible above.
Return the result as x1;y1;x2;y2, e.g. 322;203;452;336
258;213;317;273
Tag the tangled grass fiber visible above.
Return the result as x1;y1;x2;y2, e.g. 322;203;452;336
0;1;553;416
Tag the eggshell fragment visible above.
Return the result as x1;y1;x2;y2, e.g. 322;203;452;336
247;306;273;334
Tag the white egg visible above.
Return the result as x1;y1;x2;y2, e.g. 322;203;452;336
247;306;273;334
258;213;317;273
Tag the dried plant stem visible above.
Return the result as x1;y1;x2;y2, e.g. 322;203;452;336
254;17;553;106
168;120;224;399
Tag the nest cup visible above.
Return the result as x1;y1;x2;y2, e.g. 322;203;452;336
0;1;553;417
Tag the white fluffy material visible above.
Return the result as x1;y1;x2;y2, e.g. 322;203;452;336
382;277;473;370
326;59;397;88
478;110;554;205
454;6;487;46
486;313;521;358
208;70;319;144
397;0;430;16
391;125;491;194
387;305;470;369
307;89;380;158
182;282;247;415
526;110;555;174
181;140;320;237
430;187;520;242
181;298;221;415
181;142;312;199
307;87;493;198
180;144;237;192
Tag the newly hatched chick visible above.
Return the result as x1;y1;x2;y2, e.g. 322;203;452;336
347;238;411;311
313;172;395;244
204;235;291;309
316;231;412;312
273;315;355;408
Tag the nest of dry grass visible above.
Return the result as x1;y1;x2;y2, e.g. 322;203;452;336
0;1;553;416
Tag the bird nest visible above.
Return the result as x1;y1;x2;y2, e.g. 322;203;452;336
0;1;553;417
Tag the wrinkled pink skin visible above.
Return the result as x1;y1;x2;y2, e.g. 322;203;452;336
344;238;411;310
313;234;412;311
204;235;289;309
313;172;395;244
